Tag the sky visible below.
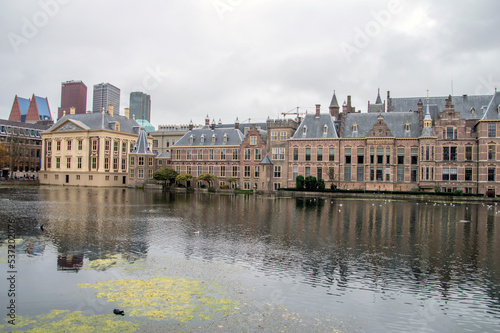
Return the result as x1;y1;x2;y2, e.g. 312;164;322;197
1;0;500;128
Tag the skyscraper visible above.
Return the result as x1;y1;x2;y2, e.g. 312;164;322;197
129;92;151;122
92;83;120;115
58;80;87;120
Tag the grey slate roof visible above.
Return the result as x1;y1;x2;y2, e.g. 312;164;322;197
292;114;338;139
388;95;492;120
260;155;273;165
157;151;171;159
174;128;244;146
212;122;268;131
480;92;500;121
50;112;140;134
0;119;50;131
368;104;384;113
131;129;154;155
342;112;420;138
329;91;339;108
257;129;268;143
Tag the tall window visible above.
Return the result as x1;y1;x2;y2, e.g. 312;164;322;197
376;167;383;181
232;149;238;160
67;140;72;150
77;157;82;169
92;157;97;169
187;150;192;160
148;157;153;166
105;140;110;151
220;165;226;177
56;141;61;151
292;166;298;180
357;166;364;181
397;148;405;164
221;149;226;160
442;168;449;181
271;131;278;141
329;148;335;161
465;168;472;181
198;149;203;160
176;150;181;160
209;165;214;175
317;167;322;180
113;158;118;170
244;166;250;177
138;157;144;166
274;166;281;178
56;157;60;168
47;141;52;151
104;157;109;170
279;148;285;160
411;148;418;164
344;166;351;181
293;148;298;161
92;140;97;151
232;165;238;177
386;148;391;164
114;141;119;152
377;147;384;164
280;131;287;141
250;136;257;145
66;157;71;169
488;123;496;138
411;168;417;182
197;165;202;176
305;148;311;161
305;167;310;177
78;140;83;150
344;148;351;164
255;148;261;160
357;148;364;164
209;149;214;160
488;167;495;181
444;126;457;140
272;148;278;160
488;145;496;160
465;146;473;161
317;148;323;161
386;167;390;181
397;167;404;182
255;166;260;178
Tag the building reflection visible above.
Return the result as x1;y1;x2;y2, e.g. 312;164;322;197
57;252;84;272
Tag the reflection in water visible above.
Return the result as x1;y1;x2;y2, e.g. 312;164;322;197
0;187;499;332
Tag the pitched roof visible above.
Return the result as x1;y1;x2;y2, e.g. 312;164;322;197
329;91;339;108
388;94;491;120
34;96;52;120
18;97;30;116
174;128;244;146
480;91;500;121
131;129;154;155
48;112;140;134
292;114;338;139
157;151;171;159
342;112;420;138
260;155;273;165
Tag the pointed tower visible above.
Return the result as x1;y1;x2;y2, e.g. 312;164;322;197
375;88;382;104
129;128;156;186
421;101;435;137
329;90;340;119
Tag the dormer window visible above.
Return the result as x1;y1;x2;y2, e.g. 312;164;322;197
189;135;194;143
302;125;307;135
405;123;410;131
212;134;216;143
323;125;328;135
353;124;358;132
200;134;205;143
471;107;475;115
223;133;228;143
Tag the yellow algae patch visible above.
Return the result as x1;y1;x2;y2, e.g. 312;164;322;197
4;310;138;332
84;254;128;271
79;277;238;322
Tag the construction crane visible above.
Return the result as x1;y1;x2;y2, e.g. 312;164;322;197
281;106;310;117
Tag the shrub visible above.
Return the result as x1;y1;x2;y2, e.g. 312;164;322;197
317;178;325;190
305;176;317;190
296;175;305;190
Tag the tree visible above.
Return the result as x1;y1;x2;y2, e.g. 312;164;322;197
0;143;8;169
317;178;325;190
226;177;237;189
153;167;178;187
328;167;338;190
296;175;305;190
175;173;194;187
196;173;218;187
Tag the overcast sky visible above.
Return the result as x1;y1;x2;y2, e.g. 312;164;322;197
1;0;499;127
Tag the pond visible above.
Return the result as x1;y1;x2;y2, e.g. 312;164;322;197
0;186;499;332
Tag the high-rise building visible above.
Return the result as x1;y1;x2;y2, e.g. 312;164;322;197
92;83;120;115
58;80;87;120
129;92;151;122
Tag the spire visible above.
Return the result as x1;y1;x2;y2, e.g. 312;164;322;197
329;90;339;108
131;128;154;154
375;88;382;104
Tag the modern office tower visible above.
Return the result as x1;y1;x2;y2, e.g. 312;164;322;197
58;80;87;119
129;92;151;122
92;83;120;115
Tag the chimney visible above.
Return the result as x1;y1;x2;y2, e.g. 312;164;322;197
70;107;75;115
417;99;423;112
235;117;240;130
108;104;114;115
205;114;210;126
386;91;391;112
315;104;320;118
133;114;135;120
124;108;130;119
347;96;352;108
189;120;193;131
63;110;66;116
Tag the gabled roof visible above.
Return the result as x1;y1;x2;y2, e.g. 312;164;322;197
292;114;338;139
47;112;140;134
343;112;420;138
174;128;244;146
480;91;500;121
131;129;154;155
389;94;491;120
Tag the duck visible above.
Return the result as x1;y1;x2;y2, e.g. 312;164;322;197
113;309;125;316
